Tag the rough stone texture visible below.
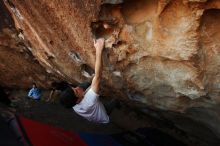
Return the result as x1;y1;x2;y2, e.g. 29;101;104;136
3;0;100;85
0;0;57;88
2;0;220;145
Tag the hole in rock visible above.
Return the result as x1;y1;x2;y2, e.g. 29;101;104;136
91;0;158;52
91;21;118;39
81;64;95;78
127;90;146;102
91;3;122;40
49;40;54;45
68;51;83;64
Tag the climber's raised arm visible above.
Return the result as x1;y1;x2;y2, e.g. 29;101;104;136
91;38;105;94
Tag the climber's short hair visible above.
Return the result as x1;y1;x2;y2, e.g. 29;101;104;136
32;83;37;88
59;87;77;108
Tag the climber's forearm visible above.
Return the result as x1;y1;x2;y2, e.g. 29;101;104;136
91;38;104;93
95;51;103;79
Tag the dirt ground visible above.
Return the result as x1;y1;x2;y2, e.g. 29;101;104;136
7;89;151;134
0;89;193;146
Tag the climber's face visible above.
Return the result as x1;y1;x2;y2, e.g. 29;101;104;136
32;84;36;88
73;87;84;98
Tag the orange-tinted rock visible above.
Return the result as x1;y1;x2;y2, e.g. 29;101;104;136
2;0;220;144
1;0;220;106
0;0;56;88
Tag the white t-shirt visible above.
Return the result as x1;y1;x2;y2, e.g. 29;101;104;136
73;88;109;123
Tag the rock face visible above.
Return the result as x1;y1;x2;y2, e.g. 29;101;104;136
1;0;220;145
0;0;57;88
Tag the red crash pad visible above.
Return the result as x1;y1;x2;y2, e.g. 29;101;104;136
18;116;87;146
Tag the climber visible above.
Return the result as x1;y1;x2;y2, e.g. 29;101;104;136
27;83;42;100
60;38;110;123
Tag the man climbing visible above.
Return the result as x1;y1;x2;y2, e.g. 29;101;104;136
60;38;109;123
